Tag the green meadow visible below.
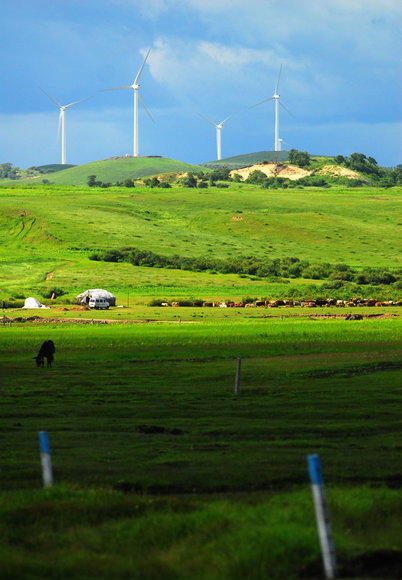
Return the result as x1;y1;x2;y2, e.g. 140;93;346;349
0;183;401;304
1;314;402;579
20;157;207;186
1;182;401;579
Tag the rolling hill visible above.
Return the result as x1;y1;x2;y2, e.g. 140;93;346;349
39;156;207;186
201;150;290;170
0;182;400;305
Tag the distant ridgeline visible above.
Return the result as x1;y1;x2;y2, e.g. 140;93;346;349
201;150;289;170
1;151;401;186
90;248;400;288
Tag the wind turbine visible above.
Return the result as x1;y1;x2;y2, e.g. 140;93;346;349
250;65;293;152
101;48;152;157
198;113;234;160
40;88;90;164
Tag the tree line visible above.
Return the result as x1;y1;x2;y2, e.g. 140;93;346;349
89;248;400;287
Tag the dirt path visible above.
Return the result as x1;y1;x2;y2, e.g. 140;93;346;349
1;313;398;325
44;261;75;281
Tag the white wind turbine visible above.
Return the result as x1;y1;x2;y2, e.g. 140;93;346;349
250;65;293;152
198;113;234;160
40;88;90;164
101;48;153;157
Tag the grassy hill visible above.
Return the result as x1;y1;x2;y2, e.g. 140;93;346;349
201;150;290;170
0;182;400;304
41;157;205;186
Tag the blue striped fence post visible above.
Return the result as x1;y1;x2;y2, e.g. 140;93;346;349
308;454;337;579
39;431;53;487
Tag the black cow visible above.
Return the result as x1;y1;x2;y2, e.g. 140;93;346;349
34;340;55;368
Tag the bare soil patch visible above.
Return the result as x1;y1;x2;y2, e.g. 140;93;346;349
230;163;310;181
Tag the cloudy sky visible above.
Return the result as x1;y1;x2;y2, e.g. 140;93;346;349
1;0;401;168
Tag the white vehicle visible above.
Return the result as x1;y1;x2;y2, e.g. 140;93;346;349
88;297;110;310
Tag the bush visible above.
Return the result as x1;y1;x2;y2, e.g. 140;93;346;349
148;298;169;306
41;287;66;298
1;299;25;309
246;170;267;185
179;174;197;188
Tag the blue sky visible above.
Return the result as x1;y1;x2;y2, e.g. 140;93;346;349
1;0;401;167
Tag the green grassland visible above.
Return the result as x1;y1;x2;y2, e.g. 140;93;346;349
201;149;290;169
1;485;402;580
1;315;401;578
35;156;207;186
1;182;401;579
0;183;401;304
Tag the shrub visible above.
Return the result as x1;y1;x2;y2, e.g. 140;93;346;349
1;299;25;309
41;287;66;298
148;298;169;306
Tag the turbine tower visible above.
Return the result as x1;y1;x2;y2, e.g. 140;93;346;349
40;88;90;164
198;113;233;160
250;65;292;152
101;48;152;157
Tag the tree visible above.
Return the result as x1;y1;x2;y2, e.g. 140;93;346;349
288;149;311;167
245;170;267;184
0;163;18;179
334;155;345;165
180;173;197;188
87;175;97;187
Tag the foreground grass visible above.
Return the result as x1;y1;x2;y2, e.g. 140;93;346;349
1;316;401;492
1;314;401;578
1;485;402;580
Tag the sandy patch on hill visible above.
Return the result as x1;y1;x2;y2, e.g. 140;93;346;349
230;163;310;181
316;165;364;179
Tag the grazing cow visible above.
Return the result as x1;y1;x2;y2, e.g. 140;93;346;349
34;340;55;368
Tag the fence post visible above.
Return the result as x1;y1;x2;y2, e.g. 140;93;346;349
234;357;241;394
39;431;54;487
308;454;337;579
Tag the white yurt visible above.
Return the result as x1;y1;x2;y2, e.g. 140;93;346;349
76;289;116;306
22;297;50;309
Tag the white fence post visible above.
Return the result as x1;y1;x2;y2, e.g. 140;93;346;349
308;454;337;579
39;431;54;487
234;357;241;394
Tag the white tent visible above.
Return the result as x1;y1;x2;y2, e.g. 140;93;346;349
76;288;116;306
23;297;50;309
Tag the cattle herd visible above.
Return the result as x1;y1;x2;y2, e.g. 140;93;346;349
163;298;401;308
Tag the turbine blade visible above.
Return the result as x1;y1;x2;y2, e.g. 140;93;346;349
99;86;132;91
64;96;92;109
220;114;234;125
279;101;294;117
275;64;282;94
249;96;274;109
134;47;151;85
198;113;217;127
40;87;62;108
138;94;154;122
